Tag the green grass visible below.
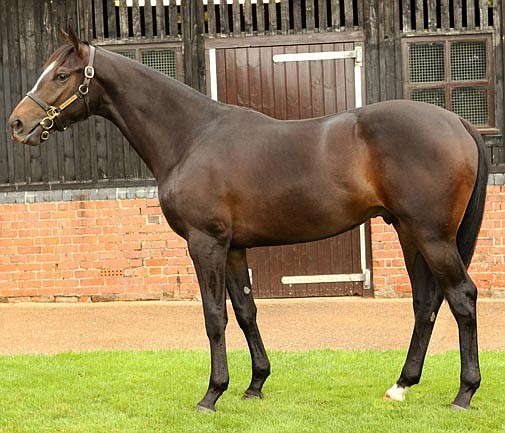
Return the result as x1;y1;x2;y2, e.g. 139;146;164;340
0;350;504;433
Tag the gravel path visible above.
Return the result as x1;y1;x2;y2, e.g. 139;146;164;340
1;298;504;355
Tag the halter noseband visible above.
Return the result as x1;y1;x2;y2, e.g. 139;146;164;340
26;45;96;141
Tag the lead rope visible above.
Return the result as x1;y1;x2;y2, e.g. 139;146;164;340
26;45;96;141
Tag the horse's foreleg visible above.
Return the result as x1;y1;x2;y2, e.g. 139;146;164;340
225;248;270;399
385;229;444;402
188;231;230;412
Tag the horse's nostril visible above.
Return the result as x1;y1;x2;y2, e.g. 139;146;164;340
10;119;24;134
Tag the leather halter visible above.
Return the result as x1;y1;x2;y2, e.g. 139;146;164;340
26;45;96;141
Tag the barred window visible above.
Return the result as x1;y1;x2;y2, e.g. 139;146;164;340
107;45;181;80
403;36;494;131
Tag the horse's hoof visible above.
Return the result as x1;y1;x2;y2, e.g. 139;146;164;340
242;390;263;400
450;403;468;411
196;404;216;413
383;384;408;402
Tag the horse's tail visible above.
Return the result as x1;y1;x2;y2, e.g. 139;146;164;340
457;118;489;268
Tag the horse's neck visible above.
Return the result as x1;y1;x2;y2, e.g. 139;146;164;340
94;49;219;180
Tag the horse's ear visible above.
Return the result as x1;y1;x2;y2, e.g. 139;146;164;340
67;28;82;53
58;29;70;43
59;28;83;53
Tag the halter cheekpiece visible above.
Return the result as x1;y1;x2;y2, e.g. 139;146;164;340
26;45;96;141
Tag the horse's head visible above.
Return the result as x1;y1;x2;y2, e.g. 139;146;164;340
9;29;95;146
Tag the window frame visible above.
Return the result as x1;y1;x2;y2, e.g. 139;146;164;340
402;33;496;133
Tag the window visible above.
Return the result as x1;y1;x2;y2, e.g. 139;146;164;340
403;35;495;131
107;44;182;81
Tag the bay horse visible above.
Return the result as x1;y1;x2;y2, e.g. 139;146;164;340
9;30;488;412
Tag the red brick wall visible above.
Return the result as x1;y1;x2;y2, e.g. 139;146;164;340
0;185;503;302
0;196;199;302
371;185;505;298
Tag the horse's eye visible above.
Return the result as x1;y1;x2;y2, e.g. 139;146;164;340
56;73;69;82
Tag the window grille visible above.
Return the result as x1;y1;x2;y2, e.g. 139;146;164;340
115;48;178;79
410;88;446;108
141;50;177;78
450;41;487;81
409;43;445;83
403;36;493;130
452;87;488;126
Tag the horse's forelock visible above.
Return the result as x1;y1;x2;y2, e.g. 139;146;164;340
43;44;80;70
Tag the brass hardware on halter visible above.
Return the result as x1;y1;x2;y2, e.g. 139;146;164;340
26;45;96;142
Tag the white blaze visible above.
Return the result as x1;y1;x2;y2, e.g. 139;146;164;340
30;61;56;93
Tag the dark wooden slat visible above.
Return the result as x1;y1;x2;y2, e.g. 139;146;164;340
156;0;165;37
284;45;300;119
256;0;265;35
132;0;142;38
0;0;10;183
119;0;129;39
480;0;489;28
309;44;325;118
247;47;262;111
20;0;31;183
169;0;179;38
9;0;24;183
281;0;289;34
244;0;253;35
344;0;353;29
224;49;238;105
144;1;154;39
233;0;241;35
440;0;450;30
402;0;411;31
215;49;227;102
76;0;92;41
207;0;216;36
454;0;462;29
293;0;302;33
269;0;278;35
415;0;424;30
318;0;328;31
272;45;287;119
220;0;229;35
466;0;475;29
427;0;437;30
107;0;117;39
235;48;250;106
494;0;503;133
297;45;313;118
259;46;275;117
331;0;341;30
94;0;104;41
306;0;315;31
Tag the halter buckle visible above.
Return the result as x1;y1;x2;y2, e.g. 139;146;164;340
84;66;94;79
40;117;54;130
46;106;60;119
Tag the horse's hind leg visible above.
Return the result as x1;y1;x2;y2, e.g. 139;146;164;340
392;229;480;409
226;250;270;399
418;239;480;409
225;248;270;399
385;228;444;402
